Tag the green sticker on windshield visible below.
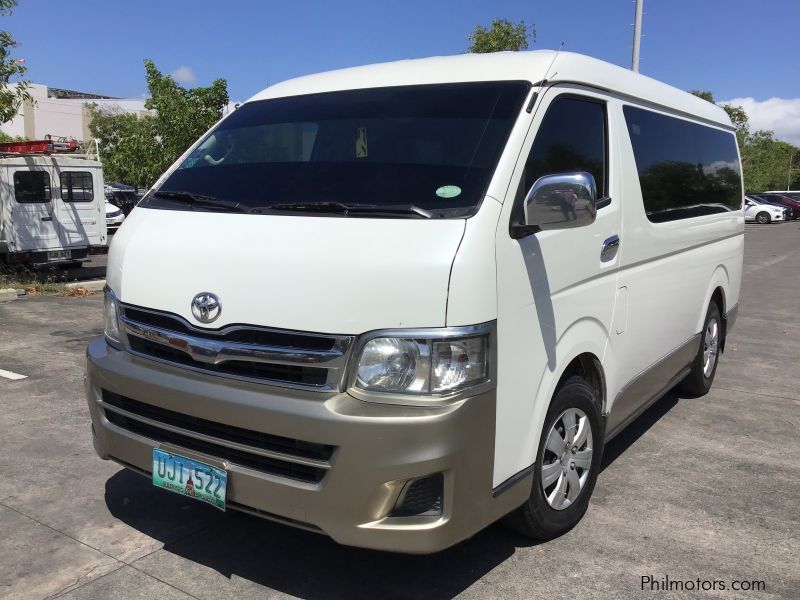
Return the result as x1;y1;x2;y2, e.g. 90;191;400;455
436;185;461;198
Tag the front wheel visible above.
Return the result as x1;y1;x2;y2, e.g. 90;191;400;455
505;375;603;540
755;211;771;224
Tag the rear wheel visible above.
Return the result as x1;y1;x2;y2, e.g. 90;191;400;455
505;375;603;539
679;301;721;396
755;211;771;224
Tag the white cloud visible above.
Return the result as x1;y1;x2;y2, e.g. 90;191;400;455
170;66;197;85
721;97;800;146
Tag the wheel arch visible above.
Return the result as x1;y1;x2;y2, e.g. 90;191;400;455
555;353;606;415
698;267;730;351
523;318;609;472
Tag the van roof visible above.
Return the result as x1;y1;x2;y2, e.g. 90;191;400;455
249;50;732;129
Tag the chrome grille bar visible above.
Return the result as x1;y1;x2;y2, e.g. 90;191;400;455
118;306;354;391
121;317;349;367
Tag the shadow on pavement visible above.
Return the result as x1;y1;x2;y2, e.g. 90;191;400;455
105;469;540;599
601;392;680;472
104;392;682;599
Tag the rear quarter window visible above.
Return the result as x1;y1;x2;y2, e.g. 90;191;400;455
13;171;51;203
61;171;94;202
623;106;742;223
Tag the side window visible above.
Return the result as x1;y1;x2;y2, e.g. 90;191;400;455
61;171;94;202
13;171;51;203
517;96;607;203
623;106;742;222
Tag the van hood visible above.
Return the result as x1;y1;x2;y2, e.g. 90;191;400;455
107;207;466;334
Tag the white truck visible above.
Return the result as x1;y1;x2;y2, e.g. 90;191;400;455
0;139;107;267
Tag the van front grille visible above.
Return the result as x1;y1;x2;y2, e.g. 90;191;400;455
118;304;353;391
101;390;333;483
127;337;329;386
122;306;337;350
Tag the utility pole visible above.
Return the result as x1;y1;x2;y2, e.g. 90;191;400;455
788;148;795;192
632;0;644;72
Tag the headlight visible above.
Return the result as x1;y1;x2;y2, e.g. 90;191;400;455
104;287;122;346
355;329;490;395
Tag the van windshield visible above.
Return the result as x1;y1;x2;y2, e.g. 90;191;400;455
142;82;530;218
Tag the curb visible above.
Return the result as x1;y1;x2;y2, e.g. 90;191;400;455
64;279;106;293
0;288;17;303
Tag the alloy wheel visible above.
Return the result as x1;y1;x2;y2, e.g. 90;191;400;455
703;317;719;378
541;408;593;510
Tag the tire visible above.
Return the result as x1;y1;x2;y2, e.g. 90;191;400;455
755;211;770;224
505;375;604;540
678;301;722;396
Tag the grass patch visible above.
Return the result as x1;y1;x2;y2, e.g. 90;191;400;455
0;264;96;297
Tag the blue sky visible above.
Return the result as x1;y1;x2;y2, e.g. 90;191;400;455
7;0;800;141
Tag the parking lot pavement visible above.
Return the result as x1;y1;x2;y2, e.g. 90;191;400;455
1;224;798;600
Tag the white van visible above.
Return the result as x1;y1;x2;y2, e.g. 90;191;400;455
86;51;743;553
0;148;107;266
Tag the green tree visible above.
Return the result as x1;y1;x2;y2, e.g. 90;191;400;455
0;0;32;124
690;90;749;146
743;131;799;191
87;107;161;187
467;19;534;53
89;59;229;187
143;59;228;174
689;89;799;191
0;129;23;142
689;90;715;103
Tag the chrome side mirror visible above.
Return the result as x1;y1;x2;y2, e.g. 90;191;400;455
522;172;598;232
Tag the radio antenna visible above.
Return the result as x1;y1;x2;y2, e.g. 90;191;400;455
543;42;564;82
526;42;564;113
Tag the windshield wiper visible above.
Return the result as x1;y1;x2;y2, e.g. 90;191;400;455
152;190;245;213
251;201;433;218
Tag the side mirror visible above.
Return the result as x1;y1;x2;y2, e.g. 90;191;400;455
514;172;598;237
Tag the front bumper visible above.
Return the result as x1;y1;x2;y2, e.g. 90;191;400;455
85;338;528;553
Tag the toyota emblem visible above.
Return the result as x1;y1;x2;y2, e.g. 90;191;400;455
191;292;222;324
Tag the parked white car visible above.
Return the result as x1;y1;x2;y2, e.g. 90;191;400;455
105;200;125;230
87;51;743;553
745;196;786;223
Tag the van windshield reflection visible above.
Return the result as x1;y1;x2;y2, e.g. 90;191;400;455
141;82;530;219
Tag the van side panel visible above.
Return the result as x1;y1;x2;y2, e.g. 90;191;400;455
0;169;6;251
445;197;501;327
605;101;744;425
492;85;623;488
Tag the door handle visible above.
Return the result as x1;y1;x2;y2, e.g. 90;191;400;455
41;216;52;222
601;235;620;261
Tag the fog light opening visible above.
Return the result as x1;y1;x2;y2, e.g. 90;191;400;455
390;473;444;518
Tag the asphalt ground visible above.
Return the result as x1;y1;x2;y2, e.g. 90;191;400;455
0;221;798;599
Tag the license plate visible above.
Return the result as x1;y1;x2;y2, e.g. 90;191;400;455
152;449;227;510
47;250;71;260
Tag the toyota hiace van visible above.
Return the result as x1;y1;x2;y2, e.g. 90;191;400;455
86;51;743;553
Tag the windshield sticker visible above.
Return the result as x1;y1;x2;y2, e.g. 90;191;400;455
356;127;368;158
436;185;462;198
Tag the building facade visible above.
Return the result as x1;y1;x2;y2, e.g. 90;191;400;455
1;83;151;141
